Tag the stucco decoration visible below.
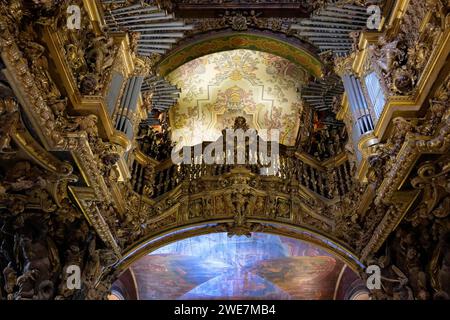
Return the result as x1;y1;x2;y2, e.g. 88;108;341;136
167;49;309;148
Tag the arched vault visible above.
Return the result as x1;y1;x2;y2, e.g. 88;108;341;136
157;31;323;78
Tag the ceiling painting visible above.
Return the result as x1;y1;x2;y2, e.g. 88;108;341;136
158;33;323;78
127;232;353;300
167;49;308;148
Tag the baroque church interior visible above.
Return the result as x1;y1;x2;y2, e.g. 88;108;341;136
0;0;449;301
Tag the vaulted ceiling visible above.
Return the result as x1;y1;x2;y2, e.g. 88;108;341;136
108;0;383;157
166;49;309;147
1;0;447;303
116;232;366;300
102;0;380;115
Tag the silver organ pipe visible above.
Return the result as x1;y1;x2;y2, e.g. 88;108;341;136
102;1;193;57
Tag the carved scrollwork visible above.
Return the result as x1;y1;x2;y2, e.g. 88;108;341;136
368;0;448;95
408;155;450;226
0;162;115;300
0;97;19;156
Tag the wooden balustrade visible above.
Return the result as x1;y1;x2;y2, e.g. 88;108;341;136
131;135;354;199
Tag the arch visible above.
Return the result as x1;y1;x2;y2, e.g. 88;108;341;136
109;268;139;300
114;219;365;276
157;31;323;78
108;290;125;300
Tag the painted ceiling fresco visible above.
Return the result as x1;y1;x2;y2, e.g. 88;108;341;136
129;233;353;300
167;49;309;148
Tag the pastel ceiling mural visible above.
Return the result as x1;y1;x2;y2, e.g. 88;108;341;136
127;233;357;300
167;49;309;148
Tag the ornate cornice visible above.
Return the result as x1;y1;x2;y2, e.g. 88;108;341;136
375;126;450;206
69;186;122;256
0;8;125;256
116;165;345;246
360;190;420;260
11;116;73;176
359;76;450;259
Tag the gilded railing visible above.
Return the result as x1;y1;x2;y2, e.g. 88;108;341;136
131;134;354;200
